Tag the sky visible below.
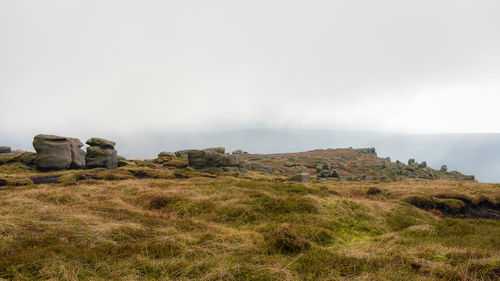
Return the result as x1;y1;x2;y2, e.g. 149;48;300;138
1;0;500;138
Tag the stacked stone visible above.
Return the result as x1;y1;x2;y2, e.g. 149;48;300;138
86;138;118;169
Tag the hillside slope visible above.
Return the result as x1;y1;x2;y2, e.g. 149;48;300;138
0;156;499;280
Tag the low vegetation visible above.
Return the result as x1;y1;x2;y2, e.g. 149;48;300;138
0;162;499;280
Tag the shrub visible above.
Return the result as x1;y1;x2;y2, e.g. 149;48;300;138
367;187;381;195
265;224;311;254
148;194;177;210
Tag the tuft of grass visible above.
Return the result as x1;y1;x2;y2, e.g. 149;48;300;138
264;224;311;254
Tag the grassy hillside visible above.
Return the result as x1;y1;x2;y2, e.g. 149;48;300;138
0;161;499;280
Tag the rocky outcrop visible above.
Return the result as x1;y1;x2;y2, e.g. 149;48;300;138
19;152;36;166
175;149;195;157
33;134;86;170
354;147;377;156
0;146;11;154
188;149;243;169
205;147;225;154
158;151;175;158
86;138;118;169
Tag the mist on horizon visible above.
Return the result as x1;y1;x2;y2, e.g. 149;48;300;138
1;0;500;137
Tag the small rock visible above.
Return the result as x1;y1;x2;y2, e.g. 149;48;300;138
290;173;311;182
117;155;128;167
19;152;37;166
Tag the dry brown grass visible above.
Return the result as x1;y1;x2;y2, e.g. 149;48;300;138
0;166;499;280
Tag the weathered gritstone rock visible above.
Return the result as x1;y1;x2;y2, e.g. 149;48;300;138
19;152;36;166
354;147;377;156
188;149;243;169
69;138;86;169
175;149;195;157
205;147;225;154
290;173;311;182
158;151;175;158
0;146;11;154
86;138;118;169
33;134;86;170
232;150;243;154
117;155;128;167
86;138;115;149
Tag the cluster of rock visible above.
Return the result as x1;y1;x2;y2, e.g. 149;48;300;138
388;158;474;181
0;134;120;171
315;162;339;178
231;150;248;155
157;147;272;174
351;147;377;156
188;149;243;169
276;148;475;182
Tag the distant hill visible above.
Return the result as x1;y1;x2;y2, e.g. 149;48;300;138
115;129;500;183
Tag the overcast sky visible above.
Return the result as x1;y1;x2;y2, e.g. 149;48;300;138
1;0;500;138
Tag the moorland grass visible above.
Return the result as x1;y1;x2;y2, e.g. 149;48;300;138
0;169;499;280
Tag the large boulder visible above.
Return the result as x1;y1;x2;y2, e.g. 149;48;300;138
0;146;11;154
188;149;243;169
86;138;118;169
32;134;86;170
33;134;72;170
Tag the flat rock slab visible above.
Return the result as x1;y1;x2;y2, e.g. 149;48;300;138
31;175;62;184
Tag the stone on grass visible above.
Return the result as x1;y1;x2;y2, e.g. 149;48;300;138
188;149;243;169
290;173;311;182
